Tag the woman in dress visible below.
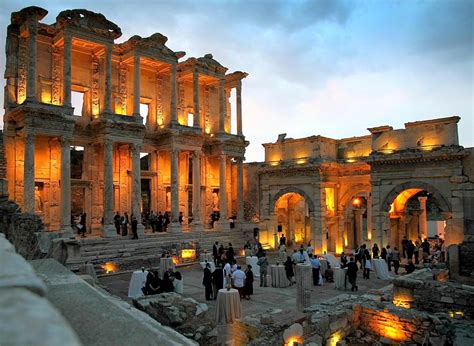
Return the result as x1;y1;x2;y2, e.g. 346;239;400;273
243;265;254;300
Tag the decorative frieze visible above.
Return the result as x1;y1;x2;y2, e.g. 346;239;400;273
51;47;61;105
156;72;163;125
17;37;27;104
119;59;127;114
91;54;100;116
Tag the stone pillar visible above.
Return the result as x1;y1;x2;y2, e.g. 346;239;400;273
215;154;229;230
192;151;203;231
219;78;226;133
63;33;72;107
354;209;365;247
193;69;200;128
26;19;38;101
418;196;428;240
104;44;112;113
236;80;243;136
102;139;117;237
168;148;181;233
131;144;145;237
295;263;312;311
236;157;244;223
59;137;74;238
367;194;373;242
133;54;140;116
170;64;178;124
23;133;35;214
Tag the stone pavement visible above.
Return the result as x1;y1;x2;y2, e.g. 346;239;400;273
99;257;395;321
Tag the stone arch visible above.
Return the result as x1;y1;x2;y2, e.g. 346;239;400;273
272;187;315;212
338;184;371;212
381;181;452;213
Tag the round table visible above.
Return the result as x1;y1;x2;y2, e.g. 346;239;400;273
159;257;175;278
334;268;347;290
128;270;148;298
270;264;289;288
200;253;213;262
372;259;391;280
215;288;242;324
245;256;260;277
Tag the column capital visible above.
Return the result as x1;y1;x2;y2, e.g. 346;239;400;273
192;150;202;159
130;143;142;155
59;136;72;147
103;138;114;150
23;132;35;144
418;196;428;202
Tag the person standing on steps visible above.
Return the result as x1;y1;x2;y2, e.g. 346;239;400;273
131;215;138;239
202;263;213;301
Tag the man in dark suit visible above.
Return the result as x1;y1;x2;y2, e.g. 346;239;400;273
203;263;213;301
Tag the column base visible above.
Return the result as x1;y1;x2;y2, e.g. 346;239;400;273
59;226;75;239
214;221;230;231
137;224;145;237
168;222;182;233
191;222;204;232
101;224;118;238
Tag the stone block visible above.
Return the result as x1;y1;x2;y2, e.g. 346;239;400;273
0;248;46;296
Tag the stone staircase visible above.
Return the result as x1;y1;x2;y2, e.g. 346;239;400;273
78;228;254;273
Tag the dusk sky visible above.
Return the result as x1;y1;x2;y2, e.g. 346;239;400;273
1;0;472;162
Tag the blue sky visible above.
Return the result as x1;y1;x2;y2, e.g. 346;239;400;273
1;0;472;162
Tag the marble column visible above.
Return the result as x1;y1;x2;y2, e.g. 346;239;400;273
131;144;145;237
236;157;244;223
354;209;365;247
104;44;112;113
63;33;72;107
215;153;229;230
133;54;140;116
192;151;203;231
168;148;181;232
367;194;373;242
59;137;74;238
295;263;312;311
26;19;38;101
170;64;178;124
418;196;428;240
102;139;117;237
23;133;35;214
193;70;200;128
236;80;243;136
219;78;226;133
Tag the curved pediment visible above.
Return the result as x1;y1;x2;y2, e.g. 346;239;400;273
55;9;122;40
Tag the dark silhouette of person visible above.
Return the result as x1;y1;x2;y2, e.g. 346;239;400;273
202;263;213;300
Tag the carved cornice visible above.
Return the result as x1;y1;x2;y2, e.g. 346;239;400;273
119;33;182;60
367;146;469;166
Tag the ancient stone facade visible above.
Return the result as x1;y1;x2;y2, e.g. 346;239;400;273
246;116;473;254
3;6;248;237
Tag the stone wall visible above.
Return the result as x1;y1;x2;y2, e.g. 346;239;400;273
0;233;81;345
393;269;474;319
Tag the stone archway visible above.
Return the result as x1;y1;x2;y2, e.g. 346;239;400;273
381;181;451;213
272;187;314;247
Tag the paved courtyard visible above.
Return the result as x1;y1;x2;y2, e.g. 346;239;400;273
99;255;396;320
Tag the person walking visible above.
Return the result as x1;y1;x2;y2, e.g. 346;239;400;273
79;212;87;238
406;240;415;261
243;265;254;300
347;257;358;291
114;211;121;235
202;263;213;301
232;266;246;299
386;245;392;272
284;256;295;285
392;247;401;274
363;252;372;279
131;215;138;239
157;212;163;232
421;238;431;263
257;253;269;287
309;253;321;286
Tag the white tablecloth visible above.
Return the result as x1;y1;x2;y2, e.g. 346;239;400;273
128;270;148;298
334;268;347;290
323;254;340;268
319;259;328;277
246;256;260;277
215;288;242;324
372;259;391;280
160;257;175;278
270;265;289;288
200;261;216;272
200;253;213;262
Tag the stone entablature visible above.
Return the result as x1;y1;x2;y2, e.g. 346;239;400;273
3;6;248;235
